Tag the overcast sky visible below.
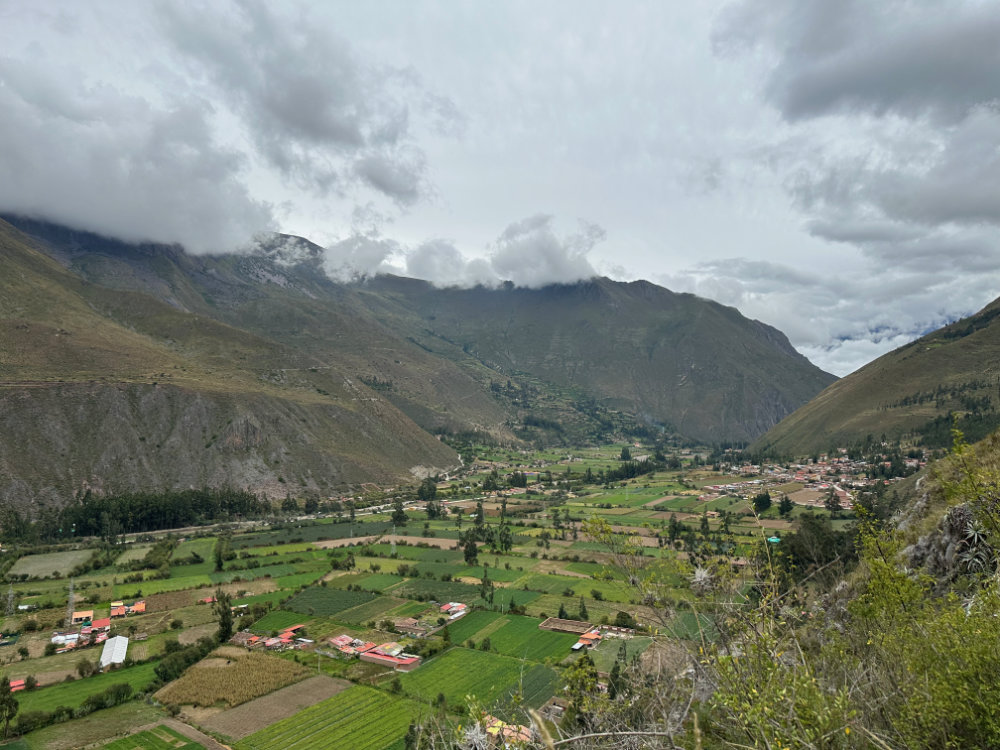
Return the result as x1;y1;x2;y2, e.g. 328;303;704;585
3;0;1000;376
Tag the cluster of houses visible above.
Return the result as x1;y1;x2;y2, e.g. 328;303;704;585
328;634;422;671
394;601;468;637
51;615;112;653
109;599;145;618
231;624;313;651
538;617;636;653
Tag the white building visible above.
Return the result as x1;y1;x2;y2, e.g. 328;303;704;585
99;635;129;669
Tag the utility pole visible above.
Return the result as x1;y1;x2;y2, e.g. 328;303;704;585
65;579;75;629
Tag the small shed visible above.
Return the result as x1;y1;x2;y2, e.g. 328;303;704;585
100;635;129;669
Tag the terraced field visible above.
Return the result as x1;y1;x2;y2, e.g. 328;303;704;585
234;686;419;750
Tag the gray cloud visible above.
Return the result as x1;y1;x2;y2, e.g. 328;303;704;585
489;215;600;288
662;252;992;375
0;55;274;253
405;239;496;288
322;232;402;282
157;0;441;205
715;0;1000;123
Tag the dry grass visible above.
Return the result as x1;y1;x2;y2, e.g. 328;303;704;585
155;648;308;708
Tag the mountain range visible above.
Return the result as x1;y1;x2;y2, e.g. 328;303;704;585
0;215;836;506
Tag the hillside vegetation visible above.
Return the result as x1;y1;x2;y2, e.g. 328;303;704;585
755;297;1000;456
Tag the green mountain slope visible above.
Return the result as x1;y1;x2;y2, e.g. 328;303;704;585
8;216;835;447
0;219;458;506
755;298;1000;456
352;275;836;444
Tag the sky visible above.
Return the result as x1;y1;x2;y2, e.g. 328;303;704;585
2;0;1000;376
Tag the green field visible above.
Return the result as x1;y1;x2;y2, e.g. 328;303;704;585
103;725;204;749
498;663;561;715
16;662;158;715
250;611;310;633
399;647;527;709
336;596;407;624
9;550;94;579
232;521;393;549
234;686;419;750
394;579;481;602
590;636;653;672
286;587;376;616
352;573;406;592
442;610;502;644
482;615;579;661
446;612;578;661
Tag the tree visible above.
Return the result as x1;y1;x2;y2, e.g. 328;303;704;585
498;524;513;554
281;495;297;513
578;596;589;621
16;647;27;661
620;446;632;461
779;495;794;517
303;497;319;515
700;513;710;537
23;675;36;691
668;513;680;543
348;501;356;523
753;491;772;513
564;652;599;725
608;660;624;699
462;533;479;566
213;534;228;573
417;477;437;502
474;500;485;528
391;497;408;526
559;602;569;619
0;676;18;737
824;489;842;515
213;588;234;643
76;658;94;678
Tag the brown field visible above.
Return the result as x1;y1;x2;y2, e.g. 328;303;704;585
155;649;308;708
178;623;218;645
649;511;701;521
200;674;352;740
147;589;205;612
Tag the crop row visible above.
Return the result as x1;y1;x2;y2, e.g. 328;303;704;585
236;686;416;750
399;647;524;708
286;586;376;616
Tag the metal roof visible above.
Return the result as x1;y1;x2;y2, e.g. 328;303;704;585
100;635;129;668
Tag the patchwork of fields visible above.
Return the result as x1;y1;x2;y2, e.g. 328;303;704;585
0;442;801;750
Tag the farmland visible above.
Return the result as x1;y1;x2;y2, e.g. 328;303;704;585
102;725;204;749
285;587;376;616
0;440;829;749
202;675;351;741
9;550;93;579
249;611;309;633
154;650;308;708
398;647;529;708
234;686;420;750
16;663;159;715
